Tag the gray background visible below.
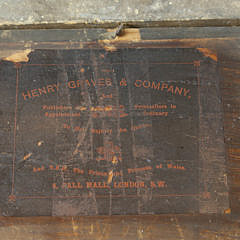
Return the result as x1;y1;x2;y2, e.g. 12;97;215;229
0;0;239;27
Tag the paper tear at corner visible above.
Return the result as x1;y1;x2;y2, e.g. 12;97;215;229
197;48;218;62
2;49;32;63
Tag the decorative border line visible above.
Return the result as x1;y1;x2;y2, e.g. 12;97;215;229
21;62;195;66
9;60;201;201
16;193;200;200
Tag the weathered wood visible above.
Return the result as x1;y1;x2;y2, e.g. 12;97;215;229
0;28;231;216
0;215;239;240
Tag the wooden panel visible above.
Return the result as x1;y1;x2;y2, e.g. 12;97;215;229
0;215;239;240
0;26;239;237
220;61;240;214
0;27;239;218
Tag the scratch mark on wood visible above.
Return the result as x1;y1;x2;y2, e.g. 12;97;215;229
71;217;78;238
137;228;144;240
23;153;32;161
107;170;114;184
99;28;141;51
174;216;185;240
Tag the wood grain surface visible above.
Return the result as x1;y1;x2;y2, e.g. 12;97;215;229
0;215;239;240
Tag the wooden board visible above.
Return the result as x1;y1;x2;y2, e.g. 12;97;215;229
0;27;236;216
0;215;240;240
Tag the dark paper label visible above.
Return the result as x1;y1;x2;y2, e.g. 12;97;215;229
0;48;227;215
